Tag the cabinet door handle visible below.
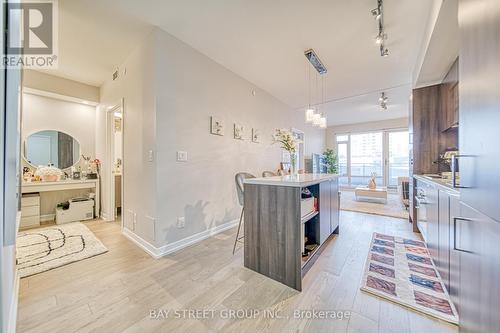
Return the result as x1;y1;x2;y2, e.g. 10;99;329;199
451;155;474;188
453;217;473;253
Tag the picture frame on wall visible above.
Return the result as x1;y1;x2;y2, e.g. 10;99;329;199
234;123;244;140
210;116;224;136
251;128;260;143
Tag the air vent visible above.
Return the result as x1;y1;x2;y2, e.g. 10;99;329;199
304;49;327;75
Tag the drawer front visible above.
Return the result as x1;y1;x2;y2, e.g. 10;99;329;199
20;215;40;229
21;205;40;217
21;195;40;207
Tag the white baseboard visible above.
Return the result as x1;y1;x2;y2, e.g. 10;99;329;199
7;267;19;333
100;211;113;221
122;227;159;258
122;219;239;259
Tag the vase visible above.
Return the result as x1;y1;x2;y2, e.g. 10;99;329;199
368;177;376;189
290;153;298;176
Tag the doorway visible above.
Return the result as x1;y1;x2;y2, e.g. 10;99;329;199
106;102;124;223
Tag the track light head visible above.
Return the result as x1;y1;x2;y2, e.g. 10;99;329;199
379;92;388;110
375;33;386;44
371;8;381;19
380;46;389;57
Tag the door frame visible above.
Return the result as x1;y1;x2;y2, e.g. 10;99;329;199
105;99;124;227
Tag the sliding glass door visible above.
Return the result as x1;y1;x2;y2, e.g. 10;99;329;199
336;129;409;188
350;132;383;186
387;131;410;187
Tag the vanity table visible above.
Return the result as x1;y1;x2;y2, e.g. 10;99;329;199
21;179;100;226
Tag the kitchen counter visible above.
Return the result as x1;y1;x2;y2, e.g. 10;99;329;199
243;173;339;291
413;174;459;194
244;173;337;187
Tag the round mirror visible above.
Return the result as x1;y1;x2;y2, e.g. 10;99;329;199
24;130;81;169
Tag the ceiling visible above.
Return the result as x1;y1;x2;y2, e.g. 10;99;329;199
44;0;436;126
416;0;458;87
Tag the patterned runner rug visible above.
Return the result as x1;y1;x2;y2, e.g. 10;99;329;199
360;232;458;324
17;222;108;278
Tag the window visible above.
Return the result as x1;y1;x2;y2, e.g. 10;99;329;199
335;130;409;188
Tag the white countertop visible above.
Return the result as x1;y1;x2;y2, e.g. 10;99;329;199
22;179;99;187
244;173;337;187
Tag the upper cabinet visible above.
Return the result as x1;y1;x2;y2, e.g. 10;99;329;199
440;59;459;132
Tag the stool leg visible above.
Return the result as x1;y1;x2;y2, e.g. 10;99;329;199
232;207;244;255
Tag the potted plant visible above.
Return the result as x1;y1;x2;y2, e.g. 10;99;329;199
323;148;338;174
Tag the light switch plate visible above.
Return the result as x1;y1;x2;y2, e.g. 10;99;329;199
177;151;188;162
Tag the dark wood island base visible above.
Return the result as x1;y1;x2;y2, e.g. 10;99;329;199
243;174;339;291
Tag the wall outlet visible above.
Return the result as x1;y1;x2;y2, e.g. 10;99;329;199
177;216;185;228
148;150;154;162
177;151;188;162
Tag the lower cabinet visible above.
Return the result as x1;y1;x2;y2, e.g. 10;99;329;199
457;202;500;333
319;180;331;244
330;179;339;234
319;178;339;245
437;190;460;309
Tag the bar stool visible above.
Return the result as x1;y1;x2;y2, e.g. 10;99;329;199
233;172;255;254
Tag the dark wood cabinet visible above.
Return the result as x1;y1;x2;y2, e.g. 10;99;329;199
440;59;459;132
457;202;500;333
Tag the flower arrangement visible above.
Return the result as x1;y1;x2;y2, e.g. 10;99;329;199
273;129;301;175
82;155;101;174
272;128;300;153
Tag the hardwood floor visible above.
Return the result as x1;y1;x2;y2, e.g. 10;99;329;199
17;212;458;333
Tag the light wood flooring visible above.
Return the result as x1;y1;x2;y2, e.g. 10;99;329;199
17;212;458;333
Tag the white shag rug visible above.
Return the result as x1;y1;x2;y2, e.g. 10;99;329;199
340;190;409;219
17;222;108;278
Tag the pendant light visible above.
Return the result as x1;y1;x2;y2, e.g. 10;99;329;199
312;113;321;126
319;75;327;128
305;62;315;123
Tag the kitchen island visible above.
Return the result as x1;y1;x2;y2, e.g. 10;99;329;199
243;174;339;291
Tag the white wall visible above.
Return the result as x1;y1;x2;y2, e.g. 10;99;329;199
153;29;325;246
326;117;409;149
98;31;157;238
23;70;100;103
97;28;325;250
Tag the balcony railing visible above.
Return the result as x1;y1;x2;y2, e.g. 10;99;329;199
338;162;409;187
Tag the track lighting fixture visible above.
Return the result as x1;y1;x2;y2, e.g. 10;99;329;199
371;0;389;57
379;92;388;110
